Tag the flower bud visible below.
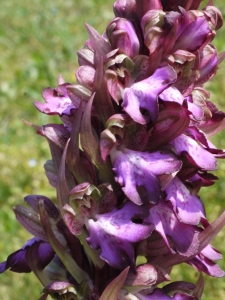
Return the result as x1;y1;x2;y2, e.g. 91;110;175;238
106;17;140;58
113;0;136;20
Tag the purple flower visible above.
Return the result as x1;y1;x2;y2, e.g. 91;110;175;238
165;177;205;225
122;65;177;124
0;238;54;274
34;76;76;116
146;201;200;256
110;146;182;205
34;75;91;118
86;201;153;269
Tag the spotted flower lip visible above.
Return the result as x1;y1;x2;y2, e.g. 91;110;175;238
110;146;182;205
86;201;153;270
122;65;177;124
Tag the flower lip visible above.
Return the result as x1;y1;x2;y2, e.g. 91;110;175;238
110;146;182;205
122;65;177;124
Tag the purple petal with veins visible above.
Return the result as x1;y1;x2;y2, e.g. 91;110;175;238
110;147;182;205
86;201;153;269
169;134;217;171
146;201;199;256
165;177;205;225
122;65;177;124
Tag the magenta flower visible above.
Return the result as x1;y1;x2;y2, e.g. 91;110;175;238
34;76;76;116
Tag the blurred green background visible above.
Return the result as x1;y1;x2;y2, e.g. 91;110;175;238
0;0;225;299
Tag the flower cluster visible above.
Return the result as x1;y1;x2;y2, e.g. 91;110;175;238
1;0;225;299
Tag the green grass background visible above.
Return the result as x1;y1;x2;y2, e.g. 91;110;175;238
0;0;225;299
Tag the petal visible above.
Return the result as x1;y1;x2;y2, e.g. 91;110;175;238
187;101;204;121
159;86;183;105
122;65;177;124
188;255;225;277
125;264;157;287
111;147;181;205
75;65;95;90
0;238;48;274
86;201;153;269
169;134;217;171
113;0;136;20
147;201;199;256
201;244;222;261
198;45;218;85
107;18;140;58
165;177;205;225
147;102;190;151
172;11;211;52
34;85;75;116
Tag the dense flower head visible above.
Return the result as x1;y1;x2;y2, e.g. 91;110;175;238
2;0;225;299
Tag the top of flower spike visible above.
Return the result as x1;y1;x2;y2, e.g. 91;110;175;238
114;0;222;18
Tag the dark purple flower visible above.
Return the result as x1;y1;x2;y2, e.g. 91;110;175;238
0;238;54;274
